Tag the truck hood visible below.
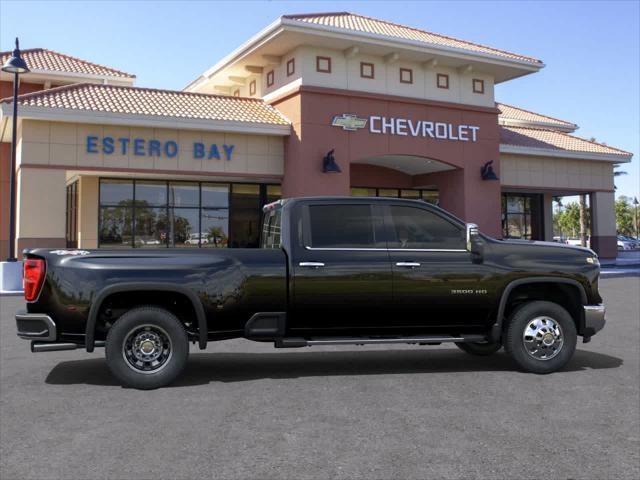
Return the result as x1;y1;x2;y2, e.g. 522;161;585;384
497;239;596;256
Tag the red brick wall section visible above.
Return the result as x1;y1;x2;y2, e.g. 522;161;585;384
270;86;502;237
0;80;44;99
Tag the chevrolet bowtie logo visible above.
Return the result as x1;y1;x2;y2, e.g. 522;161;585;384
331;114;368;131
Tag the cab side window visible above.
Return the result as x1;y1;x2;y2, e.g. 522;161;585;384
389;206;465;250
308;204;378;248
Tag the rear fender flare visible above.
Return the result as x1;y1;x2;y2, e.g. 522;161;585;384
86;282;207;352
490;277;587;342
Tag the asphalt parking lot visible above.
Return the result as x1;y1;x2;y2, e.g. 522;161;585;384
1;275;639;480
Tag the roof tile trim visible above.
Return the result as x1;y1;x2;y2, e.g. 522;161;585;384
497;102;576;127
0;48;135;78
500;125;632;156
0;83;291;125
283;11;542;64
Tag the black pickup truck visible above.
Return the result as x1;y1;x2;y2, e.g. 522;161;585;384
16;197;605;389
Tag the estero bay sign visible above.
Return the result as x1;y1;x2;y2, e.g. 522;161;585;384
86;136;236;160
332;114;480;142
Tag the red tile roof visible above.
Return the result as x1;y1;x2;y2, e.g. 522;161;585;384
283;12;542;65
1;83;290;125
0;48;135;79
500;125;631;157
497;103;576;129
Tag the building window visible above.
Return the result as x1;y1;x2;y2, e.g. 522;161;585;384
65;181;78;248
501;193;543;240
399;68;413;84
360;62;374;79
473;78;485;94
249;80;256;96
316;56;331;73
286;58;295;77
266;70;274;87
98;179;281;249
350;187;439;205
437;73;449;89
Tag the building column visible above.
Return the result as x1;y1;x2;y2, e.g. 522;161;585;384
542;194;554;241
78;176;99;249
590;191;617;259
16;167;67;251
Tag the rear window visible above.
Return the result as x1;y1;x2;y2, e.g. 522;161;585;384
308;204;377;248
261;208;282;249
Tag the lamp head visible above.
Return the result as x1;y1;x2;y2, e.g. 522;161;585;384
2;38;30;74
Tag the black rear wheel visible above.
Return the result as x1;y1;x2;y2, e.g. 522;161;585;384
105;306;189;389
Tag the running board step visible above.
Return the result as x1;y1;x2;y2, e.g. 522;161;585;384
276;335;486;348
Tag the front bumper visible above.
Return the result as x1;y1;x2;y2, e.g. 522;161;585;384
16;311;57;341
583;304;606;338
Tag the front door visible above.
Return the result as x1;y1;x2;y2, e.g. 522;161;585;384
290;201;393;335
385;204;493;330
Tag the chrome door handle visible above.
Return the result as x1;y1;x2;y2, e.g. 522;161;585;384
396;262;421;268
299;262;325;268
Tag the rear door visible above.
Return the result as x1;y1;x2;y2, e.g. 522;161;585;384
289;201;392;334
386;203;492;329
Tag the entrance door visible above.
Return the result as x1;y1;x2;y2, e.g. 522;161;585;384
290;201;393;335
385;204;493;329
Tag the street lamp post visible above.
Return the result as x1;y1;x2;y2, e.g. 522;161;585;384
2;38;30;261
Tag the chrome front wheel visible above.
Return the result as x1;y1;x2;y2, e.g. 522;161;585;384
522;316;564;360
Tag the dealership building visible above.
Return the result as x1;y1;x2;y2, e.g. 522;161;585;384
0;12;632;259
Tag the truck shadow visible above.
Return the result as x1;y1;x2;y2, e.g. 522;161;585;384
45;348;623;388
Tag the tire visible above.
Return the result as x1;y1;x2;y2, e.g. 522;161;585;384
455;341;502;356
505;300;577;374
105;306;189;389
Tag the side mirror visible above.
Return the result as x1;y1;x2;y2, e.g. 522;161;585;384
466;223;484;263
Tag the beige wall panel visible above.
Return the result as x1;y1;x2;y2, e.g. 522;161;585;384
50;143;78;166
21;120;50;143
268;137;284;156
153;128;180;171
78;176;99;249
591;191;616;236
247;135;269;155
500;154;616;192
17;168;66;238
20;142;50;165
178;130;203;172
50;122;77;145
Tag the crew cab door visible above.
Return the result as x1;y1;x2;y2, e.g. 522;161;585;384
289;201;392;334
385;204;492;328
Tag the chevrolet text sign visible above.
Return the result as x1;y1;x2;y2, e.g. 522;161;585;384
332;114;480;142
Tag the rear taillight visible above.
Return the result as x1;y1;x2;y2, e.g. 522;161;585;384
23;258;46;302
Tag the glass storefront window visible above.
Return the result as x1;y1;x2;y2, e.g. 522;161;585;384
202;183;229;208
98;179;278;248
201;209;230;248
135;207;167;247
99;206;133;248
350;187;439;205
135;181;167;207
100;179;133;206
378;188;399;197
231;184;261;248
502;193;541;240
168;208;200;247
169;182;199;208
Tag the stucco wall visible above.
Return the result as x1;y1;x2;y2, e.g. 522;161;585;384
500;153;615;191
18;120;285;177
262;46;495;107
16;166;67;249
78;176;99;249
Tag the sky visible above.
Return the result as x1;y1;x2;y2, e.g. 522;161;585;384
1;0;638;200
